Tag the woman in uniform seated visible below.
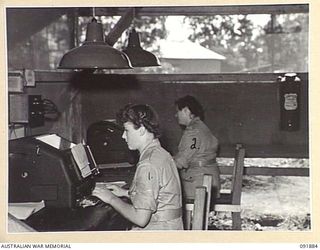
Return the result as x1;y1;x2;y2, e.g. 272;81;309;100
173;95;221;203
93;104;183;230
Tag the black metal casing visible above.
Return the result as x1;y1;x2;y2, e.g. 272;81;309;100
87;121;138;165
9;135;96;208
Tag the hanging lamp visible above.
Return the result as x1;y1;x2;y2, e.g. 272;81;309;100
122;9;160;67
59;9;132;70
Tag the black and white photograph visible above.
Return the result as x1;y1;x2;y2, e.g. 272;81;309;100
1;0;319;244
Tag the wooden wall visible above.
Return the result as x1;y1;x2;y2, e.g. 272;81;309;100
26;72;308;158
20;81;82;143
68;73;308;158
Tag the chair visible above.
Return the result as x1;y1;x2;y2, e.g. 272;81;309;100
184;144;245;230
212;144;245;230
184;174;213;230
191;186;207;230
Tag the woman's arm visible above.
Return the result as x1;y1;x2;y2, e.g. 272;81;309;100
105;184;129;198
109;196;152;227
92;186;152;227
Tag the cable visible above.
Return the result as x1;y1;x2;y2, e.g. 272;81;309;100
42;98;60;121
9;123;27;139
9;123;18;139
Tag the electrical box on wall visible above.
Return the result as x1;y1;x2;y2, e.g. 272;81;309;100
28;95;44;128
9;94;44;128
278;73;301;131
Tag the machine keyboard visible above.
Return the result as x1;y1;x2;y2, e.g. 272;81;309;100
78;195;104;208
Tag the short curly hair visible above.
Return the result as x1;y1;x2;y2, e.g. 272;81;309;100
116;104;161;138
175;95;205;121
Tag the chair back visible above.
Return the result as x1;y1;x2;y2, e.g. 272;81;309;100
188;175;213;230
192;186;206;230
188;144;246;230
212;143;246;230
202;174;213;230
230;144;245;205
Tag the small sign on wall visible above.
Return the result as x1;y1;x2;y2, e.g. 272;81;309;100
8;72;24;93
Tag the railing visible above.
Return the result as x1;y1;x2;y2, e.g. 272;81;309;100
219;166;309;177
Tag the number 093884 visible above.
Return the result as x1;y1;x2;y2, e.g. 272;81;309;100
300;244;318;248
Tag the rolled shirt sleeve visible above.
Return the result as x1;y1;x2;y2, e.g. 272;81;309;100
129;164;159;212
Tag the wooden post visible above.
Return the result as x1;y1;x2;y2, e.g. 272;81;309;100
105;8;134;46
203;174;212;230
232;212;242;230
185;209;192;230
192;187;206;230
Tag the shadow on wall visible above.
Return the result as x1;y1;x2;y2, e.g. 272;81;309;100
69;72;141;91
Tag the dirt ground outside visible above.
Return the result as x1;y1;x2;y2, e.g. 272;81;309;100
209;158;310;231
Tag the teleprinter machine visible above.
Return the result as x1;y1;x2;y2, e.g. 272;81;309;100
9;134;100;208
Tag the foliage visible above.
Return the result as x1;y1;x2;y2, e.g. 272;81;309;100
79;15;168;54
185;15;259;72
8;15;70;70
262;13;309;72
184;13;308;72
8;10;308;73
78;12;308;73
132;16;168;53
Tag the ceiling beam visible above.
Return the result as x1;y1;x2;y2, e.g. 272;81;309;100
105;8;134;46
77;4;308;17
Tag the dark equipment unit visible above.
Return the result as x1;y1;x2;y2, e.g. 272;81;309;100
28;95;44;128
87;120;138;165
9;134;99;208
279;73;301;131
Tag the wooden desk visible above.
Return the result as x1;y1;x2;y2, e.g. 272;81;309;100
24;203;132;231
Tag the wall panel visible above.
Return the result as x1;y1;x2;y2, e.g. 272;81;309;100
75;73;308;158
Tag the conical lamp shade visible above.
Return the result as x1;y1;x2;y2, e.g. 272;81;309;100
59;18;132;69
123;29;161;67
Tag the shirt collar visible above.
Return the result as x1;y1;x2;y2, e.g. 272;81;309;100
139;138;160;160
187;117;200;128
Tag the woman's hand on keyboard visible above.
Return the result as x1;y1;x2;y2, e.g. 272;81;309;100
92;186;115;204
105;184;129;198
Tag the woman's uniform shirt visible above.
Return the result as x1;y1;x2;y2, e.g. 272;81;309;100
174;117;220;200
129;139;183;230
